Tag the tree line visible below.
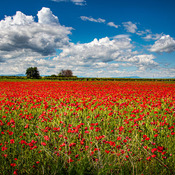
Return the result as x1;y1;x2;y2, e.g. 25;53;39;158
26;67;73;79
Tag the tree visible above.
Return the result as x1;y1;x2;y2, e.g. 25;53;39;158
58;69;73;77
50;74;57;77
26;67;40;79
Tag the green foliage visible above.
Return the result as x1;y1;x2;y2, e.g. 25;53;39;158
58;69;73;77
50;74;57;77
0;81;175;175
1;75;175;82
26;67;40;79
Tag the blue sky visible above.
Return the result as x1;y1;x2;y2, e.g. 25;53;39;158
0;0;175;77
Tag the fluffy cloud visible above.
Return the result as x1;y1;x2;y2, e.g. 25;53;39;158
149;35;175;53
80;16;106;23
0;7;72;62
123;21;137;33
0;34;162;77
142;33;163;40
136;29;151;36
0;34;134;76
53;36;158;74
107;22;119;29
37;7;59;24
136;29;163;41
55;36;133;63
125;54;158;71
52;0;86;6
0;8;170;77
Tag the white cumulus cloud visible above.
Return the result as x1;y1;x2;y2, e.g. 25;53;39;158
126;54;158;70
107;22;119;29
149;35;175;53
37;7;59;25
142;33;163;41
0;7;72;62
55;36;133;64
53;36;158;74
123;21;137;33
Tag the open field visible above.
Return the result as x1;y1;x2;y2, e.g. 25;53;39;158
0;81;174;175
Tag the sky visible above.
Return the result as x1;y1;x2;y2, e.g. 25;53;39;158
0;0;175;78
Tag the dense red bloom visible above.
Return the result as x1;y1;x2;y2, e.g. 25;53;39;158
13;169;18;175
8;131;13;135
146;156;151;161
67;158;74;163
151;154;156;158
151;148;157;153
44;136;50;141
123;139;127;143
154;134;158;137
105;150;110;154
2;146;7;151
24;124;29;129
3;154;8;158
119;126;124;132
41;142;47;146
157;146;164;152
75;154;79;158
162;151;166;155
10;139;15;144
89;127;94;130
85;146;89;149
0;80;174;174
117;136;122;140
11;163;16;167
90;151;94;156
69;143;76;147
10;118;15;125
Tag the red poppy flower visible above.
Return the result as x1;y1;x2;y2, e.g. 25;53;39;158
2;146;7;151
11;163;16;167
44;136;50;141
105;150;110;154
41;142;47;146
8;131;13;135
67;158;74;163
151;154;156;158
117;136;122;140
157;146;164;152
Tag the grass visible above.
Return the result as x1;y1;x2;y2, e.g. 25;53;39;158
0;80;174;174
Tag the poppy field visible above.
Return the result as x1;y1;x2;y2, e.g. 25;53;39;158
0;81;174;175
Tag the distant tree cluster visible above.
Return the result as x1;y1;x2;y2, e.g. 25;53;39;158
26;67;74;79
26;67;40;79
58;69;73;77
